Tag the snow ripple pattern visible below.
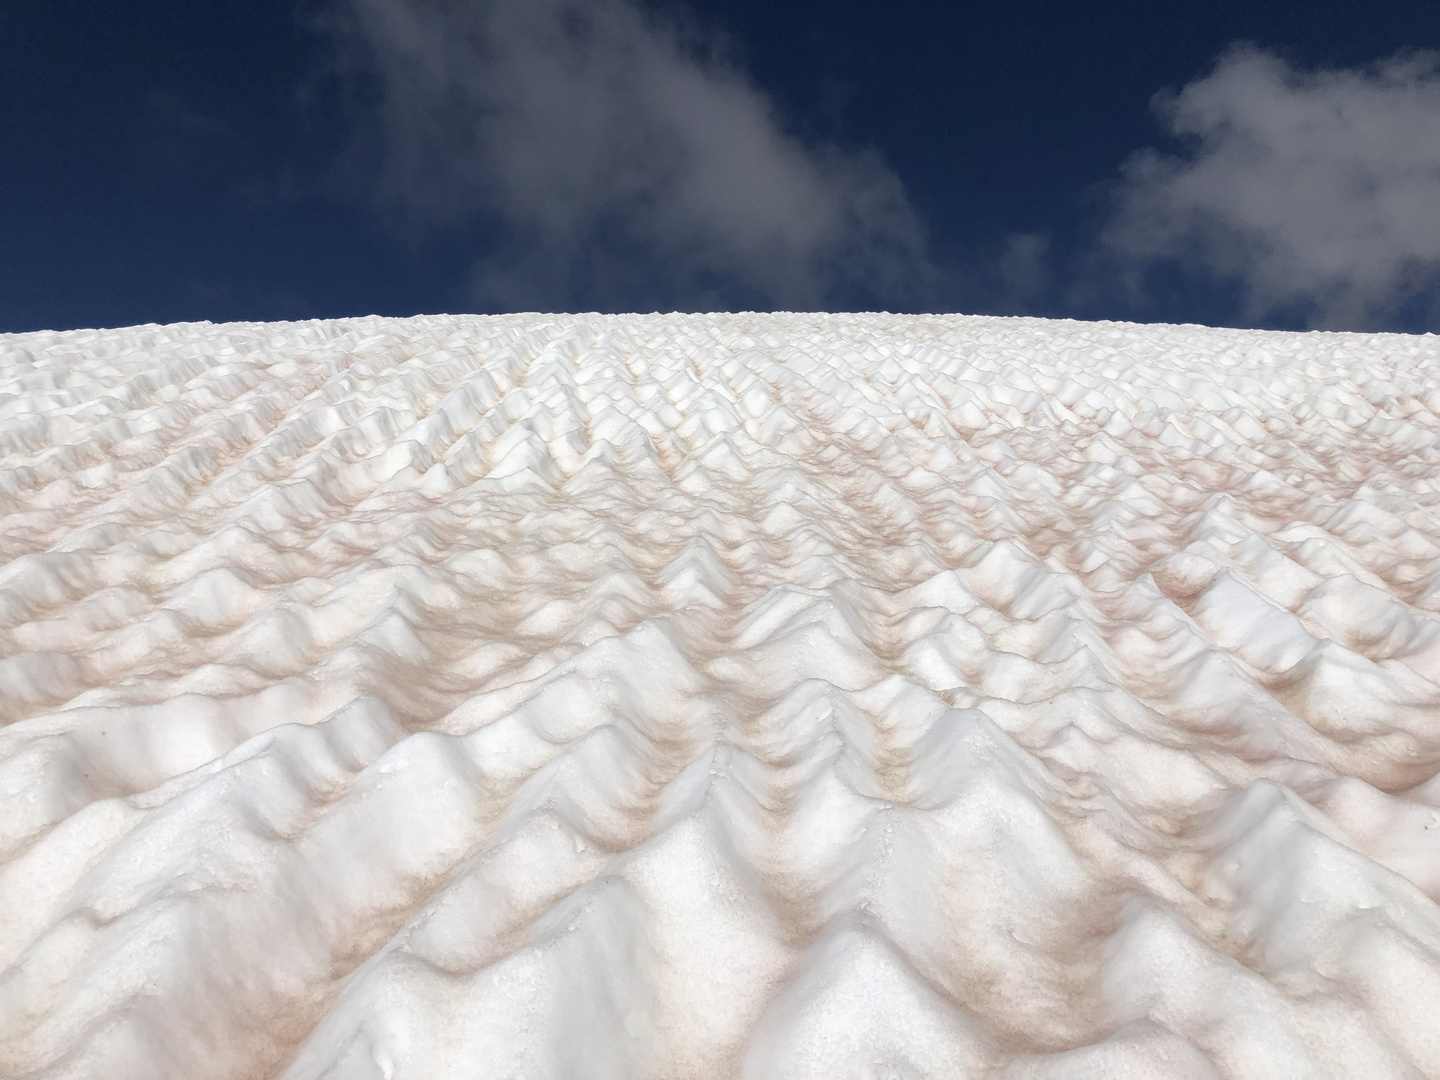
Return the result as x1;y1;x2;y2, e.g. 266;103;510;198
3;313;1440;1080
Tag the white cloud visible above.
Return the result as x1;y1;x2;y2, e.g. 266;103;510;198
1104;46;1440;327
325;0;930;309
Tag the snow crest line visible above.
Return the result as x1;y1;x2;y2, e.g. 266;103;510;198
1;312;1439;1079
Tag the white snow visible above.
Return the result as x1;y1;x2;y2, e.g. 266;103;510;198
1;312;1439;1080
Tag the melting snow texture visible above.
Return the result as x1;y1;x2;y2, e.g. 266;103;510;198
2;313;1440;1080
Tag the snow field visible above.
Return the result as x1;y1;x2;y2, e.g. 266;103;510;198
1;312;1439;1079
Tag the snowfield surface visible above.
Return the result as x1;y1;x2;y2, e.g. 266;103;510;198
2;313;1440;1080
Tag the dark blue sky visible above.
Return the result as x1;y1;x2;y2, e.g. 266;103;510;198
2;0;1438;332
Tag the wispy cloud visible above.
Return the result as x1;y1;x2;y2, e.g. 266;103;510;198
1102;46;1440;328
323;0;931;311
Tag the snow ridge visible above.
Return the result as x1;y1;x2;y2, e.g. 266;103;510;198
1;312;1440;1079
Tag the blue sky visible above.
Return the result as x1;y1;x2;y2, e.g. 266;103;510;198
2;0;1438;332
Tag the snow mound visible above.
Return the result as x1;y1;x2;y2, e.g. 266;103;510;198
2;312;1440;1080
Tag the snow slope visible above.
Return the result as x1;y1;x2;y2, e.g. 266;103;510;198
2;312;1440;1080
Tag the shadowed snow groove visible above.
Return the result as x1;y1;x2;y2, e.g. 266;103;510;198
2;312;1440;1079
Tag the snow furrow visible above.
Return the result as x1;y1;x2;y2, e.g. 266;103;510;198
1;312;1439;1079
